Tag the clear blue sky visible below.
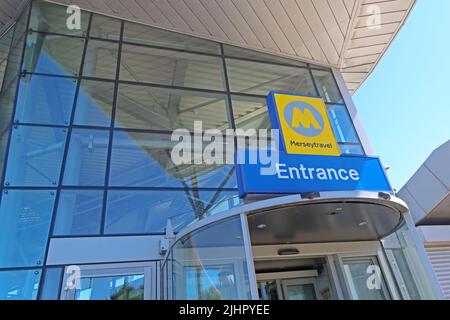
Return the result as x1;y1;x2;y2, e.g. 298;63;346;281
354;0;450;191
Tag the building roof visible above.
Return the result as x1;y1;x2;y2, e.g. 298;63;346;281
0;0;416;94
398;141;450;226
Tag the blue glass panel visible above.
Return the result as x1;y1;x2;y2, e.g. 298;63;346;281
40;267;63;300
327;104;360;144
54;190;103;236
105;189;240;235
63;128;109;186
0;190;56;268
14;74;77;125
339;143;365;156
4;125;67;187
0;269;41;300
104;190;185;234
23;32;84;76
109;131;236;188
73;80;114;127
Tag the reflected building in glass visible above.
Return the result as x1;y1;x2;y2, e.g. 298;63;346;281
0;0;444;300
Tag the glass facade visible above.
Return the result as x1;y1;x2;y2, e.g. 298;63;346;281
0;1;370;300
172;216;252;300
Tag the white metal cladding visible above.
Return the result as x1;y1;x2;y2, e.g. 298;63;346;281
36;0;416;94
426;246;450;299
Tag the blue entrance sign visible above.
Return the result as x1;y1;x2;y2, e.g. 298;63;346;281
236;151;392;198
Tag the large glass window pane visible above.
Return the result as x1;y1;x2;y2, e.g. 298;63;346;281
63;128;109;186
0;190;56;268
115;84;229;131
2;5;28;91
172;216;252;300
123;22;220;55
231;95;271;132
382;222;438;300
109;131;236;188
4;125;67;187
82;40;119;79
120;44;224;91
75;274;144;300
312;69;343;103
105;189;238;235
90;14;121;41
40;267;63;300
0;269;41;300
54;190;103;236
104;190;196;234
224;45;307;67
226;58;315;96
14;74;77;125
30;1;89;37
23;32;84;76
327;104;360;144
73;80;114;127
0;26;14;88
342;257;391;300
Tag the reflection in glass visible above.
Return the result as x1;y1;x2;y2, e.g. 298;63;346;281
312;69;342;103
327;104;359;144
0;269;41;300
231;95;271;132
30;1;89;36
115;84;229;131
0;129;9;178
23;32;84;76
172;216;252;300
0;190;55;268
83;40;119;79
382;222;437;299
224;45;307;67
105;189;238;234
123;22;220;54
109;131;236;189
120;44;224;91
40;268;63;300
0;85;16;131
342;257;391;300
4;125;67;186
90;14;121;41
73;80;114;127
54;190;103;236
226;58;315;96
63;128;109;186
75;275;144;300
14;74;77;125
338;143;364;156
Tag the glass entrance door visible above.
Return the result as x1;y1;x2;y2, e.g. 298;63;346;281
281;278;320;300
341;256;391;300
60;262;156;300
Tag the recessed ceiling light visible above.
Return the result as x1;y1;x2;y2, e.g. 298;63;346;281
257;224;267;229
358;221;368;227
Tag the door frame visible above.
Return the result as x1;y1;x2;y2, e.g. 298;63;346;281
281;277;322;300
60;261;157;300
252;241;401;300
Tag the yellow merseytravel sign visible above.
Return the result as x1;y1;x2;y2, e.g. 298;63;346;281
267;92;341;156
